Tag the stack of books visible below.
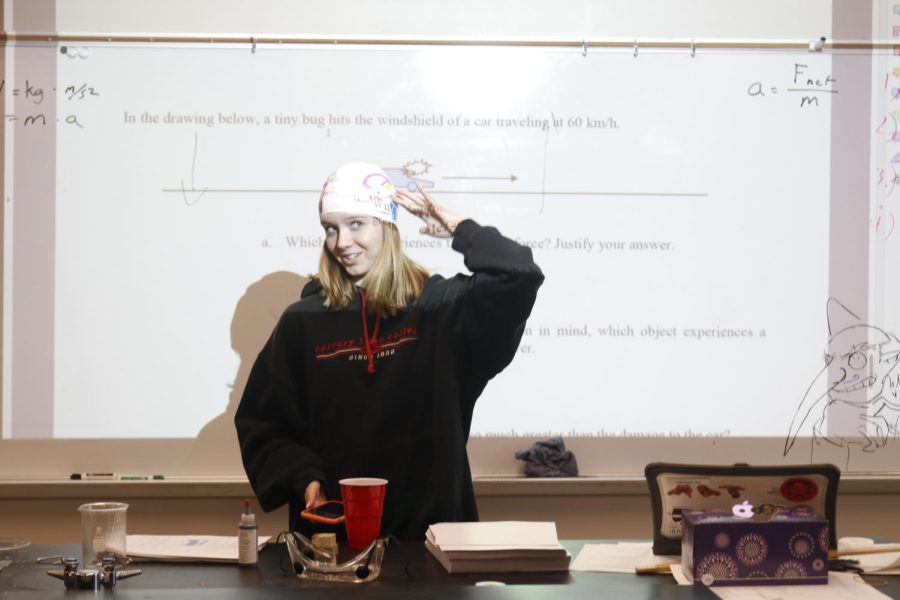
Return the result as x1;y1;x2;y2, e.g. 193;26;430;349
425;521;571;574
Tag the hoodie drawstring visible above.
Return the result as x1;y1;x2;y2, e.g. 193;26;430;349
358;289;381;374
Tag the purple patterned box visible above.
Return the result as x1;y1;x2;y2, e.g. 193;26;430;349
681;505;829;586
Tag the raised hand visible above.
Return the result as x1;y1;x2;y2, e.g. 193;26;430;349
394;188;463;238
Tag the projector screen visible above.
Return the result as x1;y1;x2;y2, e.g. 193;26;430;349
2;42;898;477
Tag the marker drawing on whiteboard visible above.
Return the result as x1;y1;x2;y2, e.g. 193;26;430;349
181;132;209;206
784;298;900;469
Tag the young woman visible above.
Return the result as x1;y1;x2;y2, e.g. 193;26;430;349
235;162;543;540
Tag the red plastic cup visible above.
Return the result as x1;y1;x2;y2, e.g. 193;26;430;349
339;477;388;550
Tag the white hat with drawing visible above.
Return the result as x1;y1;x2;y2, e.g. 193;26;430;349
319;162;398;224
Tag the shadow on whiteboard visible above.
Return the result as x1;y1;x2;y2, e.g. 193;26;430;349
189;271;307;472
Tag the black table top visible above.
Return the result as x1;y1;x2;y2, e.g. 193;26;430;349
2;540;895;599
1;540;715;599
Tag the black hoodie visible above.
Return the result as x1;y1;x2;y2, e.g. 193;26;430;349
235;219;544;540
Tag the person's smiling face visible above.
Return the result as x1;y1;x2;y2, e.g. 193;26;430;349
321;213;384;282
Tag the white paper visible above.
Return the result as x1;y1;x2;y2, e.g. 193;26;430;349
843;546;900;575
426;521;563;551
708;571;890;599
670;566;889;599
126;534;270;562
671;563;692;584
570;542;678;573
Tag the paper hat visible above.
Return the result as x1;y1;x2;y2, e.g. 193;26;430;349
318;162;398;224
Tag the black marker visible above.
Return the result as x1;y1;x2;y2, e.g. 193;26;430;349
70;473;117;480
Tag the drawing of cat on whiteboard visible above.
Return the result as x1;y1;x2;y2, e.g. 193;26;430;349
784;298;900;466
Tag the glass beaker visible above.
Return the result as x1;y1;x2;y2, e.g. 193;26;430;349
78;502;128;565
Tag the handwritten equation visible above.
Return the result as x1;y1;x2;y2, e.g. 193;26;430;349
2;79;100;129
747;63;837;108
873;66;900;240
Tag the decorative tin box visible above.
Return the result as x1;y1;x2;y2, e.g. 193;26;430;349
681;505;828;586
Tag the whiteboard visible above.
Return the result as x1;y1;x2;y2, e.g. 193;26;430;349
2;42;897;477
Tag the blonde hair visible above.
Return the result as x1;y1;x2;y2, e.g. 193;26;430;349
316;221;429;315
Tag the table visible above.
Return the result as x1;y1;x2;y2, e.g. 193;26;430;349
2;541;897;599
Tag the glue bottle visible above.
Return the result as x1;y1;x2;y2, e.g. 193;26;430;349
238;498;258;566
